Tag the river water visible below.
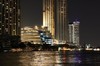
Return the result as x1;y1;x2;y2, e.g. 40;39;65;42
0;51;100;66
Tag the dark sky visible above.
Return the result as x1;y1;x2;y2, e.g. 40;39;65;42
21;0;100;46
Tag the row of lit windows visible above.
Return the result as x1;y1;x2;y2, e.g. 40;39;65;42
0;27;16;31
0;23;17;25
0;2;17;4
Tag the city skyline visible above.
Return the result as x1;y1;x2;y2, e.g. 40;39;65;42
21;0;100;46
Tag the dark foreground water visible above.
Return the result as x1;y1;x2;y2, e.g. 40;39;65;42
0;51;100;66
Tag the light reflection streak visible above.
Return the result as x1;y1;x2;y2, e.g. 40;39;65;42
18;51;56;66
17;51;81;66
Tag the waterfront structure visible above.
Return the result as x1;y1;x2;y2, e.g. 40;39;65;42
21;27;41;44
39;27;53;45
0;0;21;36
69;21;80;46
21;26;53;45
43;0;68;43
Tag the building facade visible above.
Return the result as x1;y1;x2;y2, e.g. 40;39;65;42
21;27;41;44
69;21;80;46
21;27;53;45
0;0;21;36
43;0;68;43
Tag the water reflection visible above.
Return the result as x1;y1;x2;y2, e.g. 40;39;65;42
0;51;100;66
30;51;56;66
15;51;56;66
55;51;81;64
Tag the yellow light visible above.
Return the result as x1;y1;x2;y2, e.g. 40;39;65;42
35;25;38;30
41;25;44;29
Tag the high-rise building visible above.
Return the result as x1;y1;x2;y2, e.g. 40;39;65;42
55;0;68;42
43;0;68;43
43;0;55;37
69;21;80;46
0;0;21;36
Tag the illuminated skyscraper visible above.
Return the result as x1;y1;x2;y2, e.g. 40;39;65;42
43;0;68;43
69;21;80;46
43;0;55;36
0;0;21;36
55;0;68;42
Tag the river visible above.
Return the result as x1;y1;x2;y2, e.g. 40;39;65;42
0;51;100;66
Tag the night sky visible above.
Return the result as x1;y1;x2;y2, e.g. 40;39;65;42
21;0;100;46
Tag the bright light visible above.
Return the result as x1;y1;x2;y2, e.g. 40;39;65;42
53;39;59;44
35;25;38;30
23;27;32;30
41;25;44;29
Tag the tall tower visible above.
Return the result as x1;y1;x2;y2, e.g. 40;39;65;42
43;0;55;37
55;0;68;43
43;0;68;43
69;21;80;46
0;0;21;36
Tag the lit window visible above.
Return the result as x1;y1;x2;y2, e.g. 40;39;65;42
2;4;4;6
13;7;15;9
10;23;12;25
18;19;20;20
13;30;15;31
5;28;8;32
5;18;8;20
14;23;16;25
6;6;8;9
10;8;12;11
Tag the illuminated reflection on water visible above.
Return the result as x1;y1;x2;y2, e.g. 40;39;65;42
0;51;100;66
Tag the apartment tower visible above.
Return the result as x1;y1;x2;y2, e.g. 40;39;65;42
69;21;80;46
0;0;21;36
